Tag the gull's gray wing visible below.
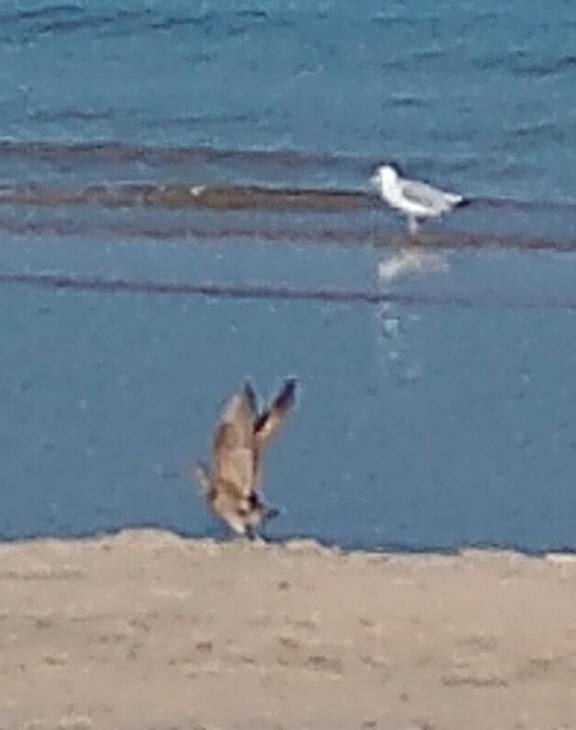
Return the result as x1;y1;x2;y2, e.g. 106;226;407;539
400;179;460;212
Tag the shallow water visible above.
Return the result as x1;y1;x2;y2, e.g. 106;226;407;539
1;0;576;551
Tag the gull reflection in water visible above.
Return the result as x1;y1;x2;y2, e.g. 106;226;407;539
373;245;449;384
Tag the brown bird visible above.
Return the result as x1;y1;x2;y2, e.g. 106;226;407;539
194;379;297;539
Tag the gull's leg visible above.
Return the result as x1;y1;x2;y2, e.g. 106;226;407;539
408;215;419;236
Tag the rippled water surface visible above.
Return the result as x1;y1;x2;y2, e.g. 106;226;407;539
1;0;576;551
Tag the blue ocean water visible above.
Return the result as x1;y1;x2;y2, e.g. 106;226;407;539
1;0;576;198
1;0;576;551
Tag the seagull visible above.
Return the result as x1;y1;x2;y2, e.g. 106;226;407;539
370;163;469;234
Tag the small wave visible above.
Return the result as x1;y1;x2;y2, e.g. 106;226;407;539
0;5;298;43
473;48;576;80
0;139;363;171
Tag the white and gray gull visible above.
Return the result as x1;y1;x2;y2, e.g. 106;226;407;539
370;163;469;234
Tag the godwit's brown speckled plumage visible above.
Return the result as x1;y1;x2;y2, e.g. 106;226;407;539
194;379;297;539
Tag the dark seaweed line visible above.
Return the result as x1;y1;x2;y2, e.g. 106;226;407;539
0;181;573;216
1;271;575;313
1;214;576;254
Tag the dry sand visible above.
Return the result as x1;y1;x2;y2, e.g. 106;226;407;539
1;530;576;730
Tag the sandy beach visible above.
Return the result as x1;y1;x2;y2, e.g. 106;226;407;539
1;530;576;730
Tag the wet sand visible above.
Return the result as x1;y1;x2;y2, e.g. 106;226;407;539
1;530;576;730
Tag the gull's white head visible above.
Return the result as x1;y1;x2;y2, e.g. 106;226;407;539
369;164;400;193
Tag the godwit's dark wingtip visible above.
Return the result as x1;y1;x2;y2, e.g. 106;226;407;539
241;379;256;395
240;380;259;412
277;378;297;408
